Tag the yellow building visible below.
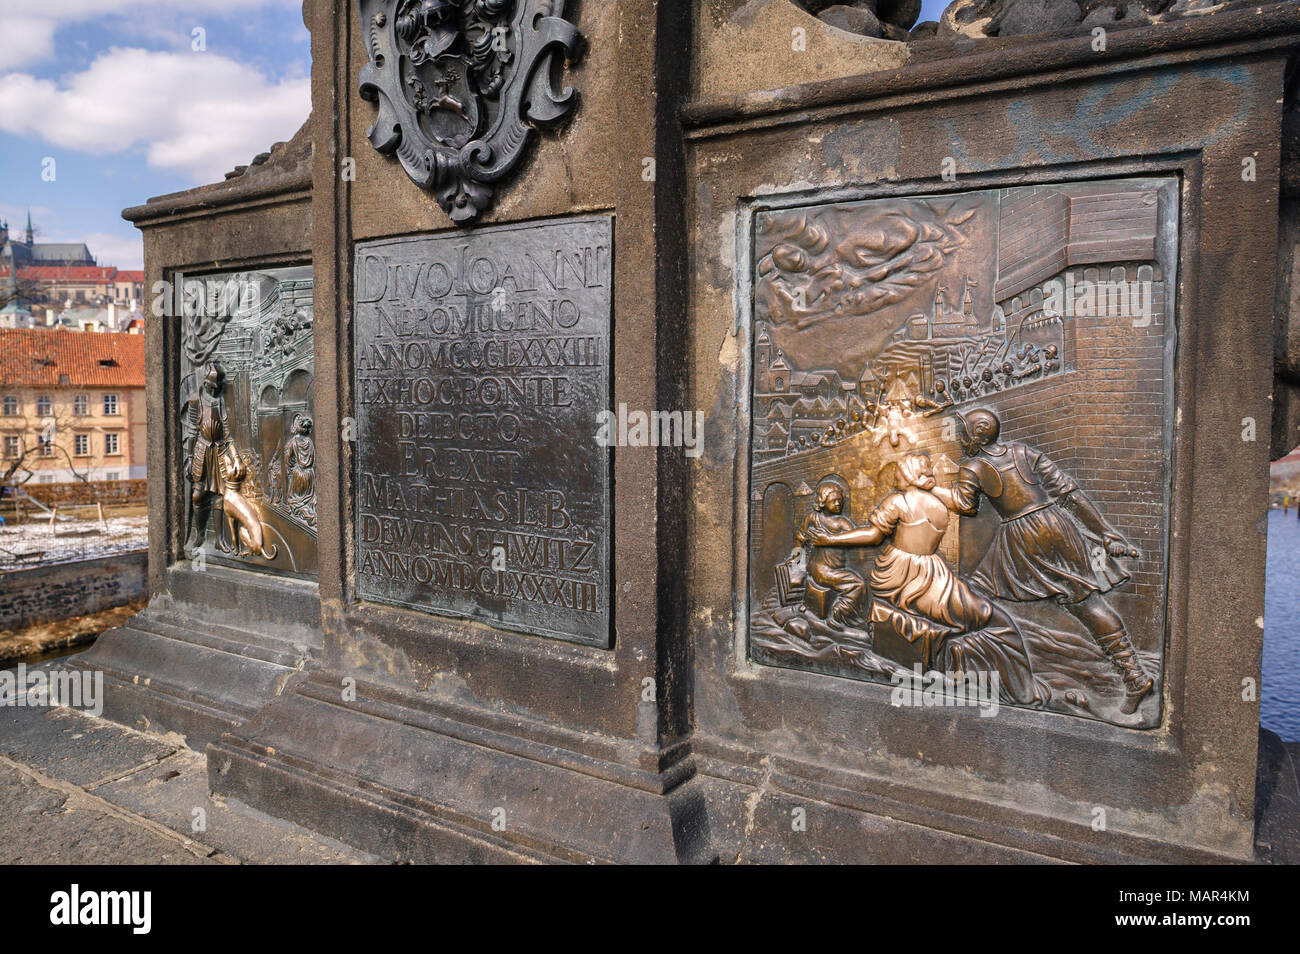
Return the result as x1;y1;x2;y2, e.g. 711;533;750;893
0;328;146;484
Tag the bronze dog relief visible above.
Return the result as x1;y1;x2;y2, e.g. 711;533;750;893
179;266;318;578
746;179;1176;728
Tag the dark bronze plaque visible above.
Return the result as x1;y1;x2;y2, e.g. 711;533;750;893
747;179;1177;728
179;265;318;578
354;216;612;647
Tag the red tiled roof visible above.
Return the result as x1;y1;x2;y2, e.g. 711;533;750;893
1;266;145;284
17;266;119;283
0;328;145;388
0;266;144;283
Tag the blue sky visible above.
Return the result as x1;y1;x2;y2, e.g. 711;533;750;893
920;0;949;22
0;1;949;272
0;1;311;270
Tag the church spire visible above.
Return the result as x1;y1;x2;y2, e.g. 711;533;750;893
24;210;33;244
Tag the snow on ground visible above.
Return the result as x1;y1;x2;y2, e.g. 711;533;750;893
0;516;148;568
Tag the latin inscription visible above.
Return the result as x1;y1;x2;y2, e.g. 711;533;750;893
354;217;612;646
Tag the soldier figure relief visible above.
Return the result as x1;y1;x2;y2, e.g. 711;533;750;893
944;409;1153;714
183;362;237;555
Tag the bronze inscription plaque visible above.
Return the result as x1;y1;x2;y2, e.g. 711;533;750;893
747;179;1176;727
354;216;612;647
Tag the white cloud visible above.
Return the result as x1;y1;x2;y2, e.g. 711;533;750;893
0;48;310;184
81;232;144;270
0;17;58;69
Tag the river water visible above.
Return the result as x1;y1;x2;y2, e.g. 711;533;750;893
1265;508;1300;741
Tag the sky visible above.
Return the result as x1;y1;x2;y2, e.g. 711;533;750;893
0;0;311;271
920;0;949;22
0;1;949;273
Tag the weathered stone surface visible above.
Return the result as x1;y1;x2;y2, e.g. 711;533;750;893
82;0;1300;865
694;0;910;102
0;701;381;864
1255;729;1300;864
819;4;885;37
94;748;379;864
684;10;1289;861
0;760;212;865
0;699;176;788
802;0;923;34
992;0;1083;35
73;573;319;749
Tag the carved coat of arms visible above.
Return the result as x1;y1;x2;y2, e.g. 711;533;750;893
357;0;581;223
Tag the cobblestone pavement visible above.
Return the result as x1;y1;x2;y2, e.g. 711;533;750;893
0;692;382;865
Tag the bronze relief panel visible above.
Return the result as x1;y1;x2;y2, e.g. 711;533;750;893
746;178;1176;728
179;265;318;579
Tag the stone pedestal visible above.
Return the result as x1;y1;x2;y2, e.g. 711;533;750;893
202;0;709;863
73;125;321;750
89;0;1300;862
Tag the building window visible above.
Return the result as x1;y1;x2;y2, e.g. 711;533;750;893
2;396;17;416
38;438;52;457
35;395;51;417
3;436;18;459
74;433;90;456
73;394;88;416
105;432;120;455
103;393;119;415
104;471;121;482
39;474;54;484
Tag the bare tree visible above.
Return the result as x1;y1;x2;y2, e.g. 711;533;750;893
0;275;41;312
